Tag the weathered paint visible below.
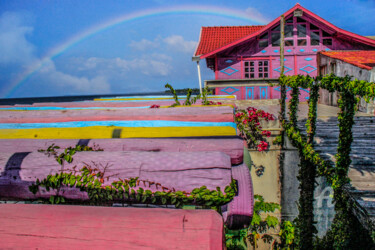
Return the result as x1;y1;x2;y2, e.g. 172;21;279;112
0;137;244;164
0;120;237;129
94;95;235;101
216;86;310;102
0;126;236;139
223;163;254;229
0;204;223;249
1;114;234;124
0;105;235;118
0;151;232;199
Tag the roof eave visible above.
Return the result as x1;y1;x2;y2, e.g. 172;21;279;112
200;3;375;59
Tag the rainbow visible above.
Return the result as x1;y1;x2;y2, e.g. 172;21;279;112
2;5;268;98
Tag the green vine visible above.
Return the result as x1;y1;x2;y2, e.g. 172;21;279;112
31;145;237;209
279;73;375;248
225;194;294;249
29;165;237;208
37;143;103;165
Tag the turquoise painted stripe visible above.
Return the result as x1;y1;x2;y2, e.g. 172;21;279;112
0;120;237;129
0;106;151;111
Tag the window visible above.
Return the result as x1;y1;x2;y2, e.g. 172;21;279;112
322;30;331;37
285;17;293;23
298;39;307;46
297;24;306;37
272;25;280;31
310;23;319;31
296;17;306;23
310;31;320;45
285;25;293;38
244;60;269;79
259;32;269;48
323;39;332;45
285;40;294;46
271;32;280;47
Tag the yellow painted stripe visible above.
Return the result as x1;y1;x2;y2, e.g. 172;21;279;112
0;126;236;139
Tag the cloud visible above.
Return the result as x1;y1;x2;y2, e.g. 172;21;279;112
245;7;271;24
0;12;111;97
163;35;197;53
129;38;160;51
36;59;111;94
0;12;36;65
76;55;172;77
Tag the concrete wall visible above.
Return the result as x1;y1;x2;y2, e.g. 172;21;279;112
319;55;375;114
281;136;335;237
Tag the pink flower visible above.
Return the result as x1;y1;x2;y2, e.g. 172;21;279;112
257;141;269;151
262;131;271;137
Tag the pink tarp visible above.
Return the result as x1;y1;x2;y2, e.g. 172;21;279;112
0;138;244;164
0;151;232;200
0;204;224;249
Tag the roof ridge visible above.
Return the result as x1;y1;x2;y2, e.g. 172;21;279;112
202;25;265;28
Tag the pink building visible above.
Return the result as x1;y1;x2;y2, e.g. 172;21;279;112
193;4;375;101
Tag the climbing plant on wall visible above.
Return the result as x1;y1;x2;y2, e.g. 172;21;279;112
279;73;375;248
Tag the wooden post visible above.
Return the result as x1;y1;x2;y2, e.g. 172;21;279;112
280;15;285;76
279;15;286;123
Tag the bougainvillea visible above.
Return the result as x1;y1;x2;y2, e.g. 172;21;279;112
235;107;274;151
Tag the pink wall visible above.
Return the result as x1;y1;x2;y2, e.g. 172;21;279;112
211;14;372;100
216;86;310;102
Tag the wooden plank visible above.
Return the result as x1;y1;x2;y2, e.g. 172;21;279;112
0;204;223;249
0;106;235;119
0;126;236;139
0;114;234;124
0;137;244;165
0;151;232;200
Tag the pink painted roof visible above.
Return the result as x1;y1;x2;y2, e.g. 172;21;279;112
196;3;375;59
194;26;265;56
320;51;375;70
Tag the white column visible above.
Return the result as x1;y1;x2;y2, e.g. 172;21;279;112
197;61;203;94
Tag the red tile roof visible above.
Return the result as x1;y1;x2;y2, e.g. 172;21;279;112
321;51;375;70
195;4;375;59
194;26;265;56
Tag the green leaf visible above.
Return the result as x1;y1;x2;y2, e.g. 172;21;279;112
141;196;147;203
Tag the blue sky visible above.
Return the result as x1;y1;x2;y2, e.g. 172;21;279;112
1;0;374;98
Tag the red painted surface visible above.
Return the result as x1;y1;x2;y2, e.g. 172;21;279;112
320;50;375;70
0;204;223;249
195;26;265;56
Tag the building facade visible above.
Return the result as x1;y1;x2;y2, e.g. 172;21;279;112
318;50;375;113
194;4;375;101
